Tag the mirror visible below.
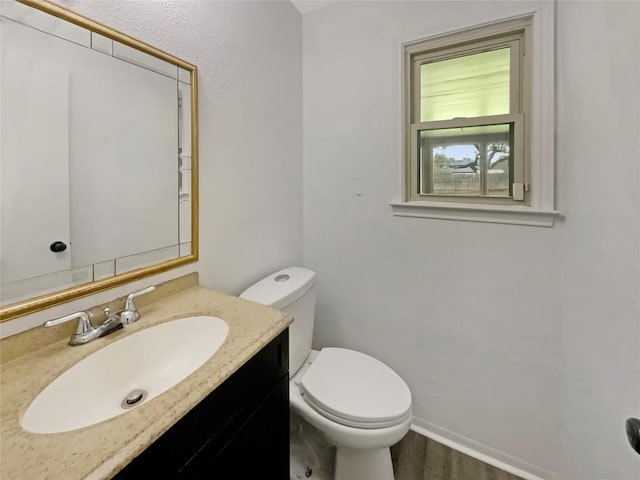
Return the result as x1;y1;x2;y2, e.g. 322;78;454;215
0;0;198;320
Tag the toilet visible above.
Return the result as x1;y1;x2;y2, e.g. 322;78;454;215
240;267;412;480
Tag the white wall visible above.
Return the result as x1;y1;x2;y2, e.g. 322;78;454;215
557;2;640;479
303;1;638;479
1;0;302;337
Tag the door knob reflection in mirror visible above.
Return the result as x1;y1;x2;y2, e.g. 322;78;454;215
626;417;640;455
49;241;67;253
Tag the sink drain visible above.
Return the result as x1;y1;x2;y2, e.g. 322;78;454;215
121;389;148;409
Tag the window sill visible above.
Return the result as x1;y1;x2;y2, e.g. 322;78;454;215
390;201;562;227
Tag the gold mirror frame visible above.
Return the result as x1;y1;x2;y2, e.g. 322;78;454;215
0;0;199;321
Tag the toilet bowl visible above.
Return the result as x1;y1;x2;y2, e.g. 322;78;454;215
291;350;411;480
240;267;412;480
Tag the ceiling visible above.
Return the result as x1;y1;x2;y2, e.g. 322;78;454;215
290;0;337;15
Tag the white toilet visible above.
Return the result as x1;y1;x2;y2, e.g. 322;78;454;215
240;267;412;480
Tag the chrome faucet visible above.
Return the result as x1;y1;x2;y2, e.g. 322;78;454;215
120;286;156;325
44;286;156;346
44;311;102;346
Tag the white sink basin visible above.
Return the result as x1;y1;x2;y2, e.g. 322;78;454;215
21;315;228;434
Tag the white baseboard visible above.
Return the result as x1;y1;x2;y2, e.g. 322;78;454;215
410;419;559;480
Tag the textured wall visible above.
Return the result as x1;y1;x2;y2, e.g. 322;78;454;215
557;2;640;479
1;0;302;336
302;2;561;477
302;2;639;479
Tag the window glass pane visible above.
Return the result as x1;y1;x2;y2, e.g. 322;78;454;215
420;47;511;122
419;123;512;197
485;142;511;196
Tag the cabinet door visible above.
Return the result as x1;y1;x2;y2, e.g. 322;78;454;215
194;375;289;479
114;330;289;479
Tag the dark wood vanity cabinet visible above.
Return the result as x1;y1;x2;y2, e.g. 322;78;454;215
114;329;289;479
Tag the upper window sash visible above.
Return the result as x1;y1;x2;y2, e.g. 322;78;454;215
411;36;523;124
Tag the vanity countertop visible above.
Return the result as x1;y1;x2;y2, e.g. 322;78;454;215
0;285;292;480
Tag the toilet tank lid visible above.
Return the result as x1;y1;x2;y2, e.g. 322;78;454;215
239;266;316;310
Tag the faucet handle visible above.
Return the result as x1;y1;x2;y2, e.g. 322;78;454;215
124;286;156;313
44;311;95;336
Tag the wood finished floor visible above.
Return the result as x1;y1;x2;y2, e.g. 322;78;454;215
390;431;524;480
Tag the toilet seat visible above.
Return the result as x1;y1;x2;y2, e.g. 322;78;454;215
299;348;412;429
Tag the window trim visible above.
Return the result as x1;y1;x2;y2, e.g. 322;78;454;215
393;7;560;227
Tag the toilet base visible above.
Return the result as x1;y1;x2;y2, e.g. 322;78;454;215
334;446;394;480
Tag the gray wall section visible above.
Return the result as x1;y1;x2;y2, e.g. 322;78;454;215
302;1;639;478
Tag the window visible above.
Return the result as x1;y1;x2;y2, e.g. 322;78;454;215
409;22;527;204
394;10;558;226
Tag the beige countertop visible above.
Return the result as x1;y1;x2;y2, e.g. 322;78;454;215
0;283;292;480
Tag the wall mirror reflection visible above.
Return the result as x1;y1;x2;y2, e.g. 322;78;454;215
0;0;198;320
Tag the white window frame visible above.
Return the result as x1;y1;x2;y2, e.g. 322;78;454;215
391;7;560;227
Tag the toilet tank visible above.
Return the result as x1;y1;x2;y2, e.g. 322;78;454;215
239;267;316;376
